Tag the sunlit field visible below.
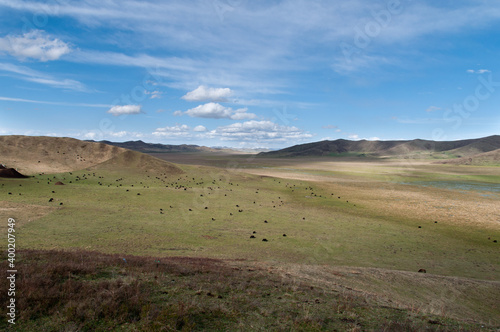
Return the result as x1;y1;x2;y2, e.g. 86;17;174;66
1;152;499;330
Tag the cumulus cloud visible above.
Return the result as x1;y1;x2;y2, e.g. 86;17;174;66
152;124;191;137
182;86;233;102
0;30;71;61
193;125;207;132
348;134;359;140
107;105;143;116
184;102;256;120
208;120;312;142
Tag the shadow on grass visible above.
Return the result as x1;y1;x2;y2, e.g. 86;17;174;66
1;249;494;331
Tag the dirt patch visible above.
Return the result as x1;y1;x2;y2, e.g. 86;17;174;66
0;201;57;230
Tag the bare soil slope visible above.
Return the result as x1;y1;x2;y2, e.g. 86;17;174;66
0;135;183;175
438;148;500;166
88;149;184;174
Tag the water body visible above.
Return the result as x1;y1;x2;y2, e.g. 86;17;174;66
400;180;500;196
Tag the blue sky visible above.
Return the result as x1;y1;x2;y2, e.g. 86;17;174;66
0;0;499;149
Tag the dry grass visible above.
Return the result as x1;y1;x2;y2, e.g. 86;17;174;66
1;249;494;331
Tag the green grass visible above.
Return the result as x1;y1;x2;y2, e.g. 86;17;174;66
1;164;498;279
1;159;499;328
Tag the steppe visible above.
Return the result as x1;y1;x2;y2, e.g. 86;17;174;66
1;136;499;331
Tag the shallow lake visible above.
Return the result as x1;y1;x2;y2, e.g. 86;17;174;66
400;180;500;196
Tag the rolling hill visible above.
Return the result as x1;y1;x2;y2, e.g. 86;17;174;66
258;135;500;159
438;148;500;166
0;135;183;175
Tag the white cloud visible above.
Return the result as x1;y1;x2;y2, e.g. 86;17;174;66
173;110;183;116
182;86;233;102
107;105;143;116
322;125;338;129
153;124;191;137
79;130;144;141
466;69;491;74
348;134;359;140
0;30;71;61
208;120;312;142
145;90;163;99
184;102;256;120
193;125;207;132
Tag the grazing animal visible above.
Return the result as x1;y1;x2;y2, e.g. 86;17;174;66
250;235;255;239
418;269;426;273
283;234;287;237
49;198;54;202
262;238;268;242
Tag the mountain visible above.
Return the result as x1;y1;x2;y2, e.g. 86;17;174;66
87;140;228;154
257;135;500;159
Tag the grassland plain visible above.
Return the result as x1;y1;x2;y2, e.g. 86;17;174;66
1;151;499;330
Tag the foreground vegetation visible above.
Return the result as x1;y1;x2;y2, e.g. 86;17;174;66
1;151;499;329
1;249;494;331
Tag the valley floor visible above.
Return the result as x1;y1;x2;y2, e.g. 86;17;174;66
1;152;499;330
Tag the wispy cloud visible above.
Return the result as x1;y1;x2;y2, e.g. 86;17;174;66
425;106;441;113
466;69;491;74
0;62;87;91
0;96;111;107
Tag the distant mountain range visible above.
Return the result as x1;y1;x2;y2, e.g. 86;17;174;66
258;135;500;162
86;140;227;154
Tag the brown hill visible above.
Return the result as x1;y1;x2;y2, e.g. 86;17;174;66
437;148;500;166
88;150;183;174
0;135;183;175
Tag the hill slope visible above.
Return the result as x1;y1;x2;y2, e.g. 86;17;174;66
438;148;500;166
0;135;182;175
258;135;500;158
